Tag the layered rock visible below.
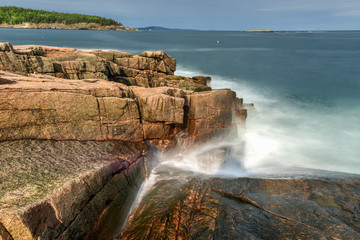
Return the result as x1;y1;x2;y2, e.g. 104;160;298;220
0;42;249;147
0;42;210;91
0;42;251;239
0;42;248;147
0;71;143;141
0;70;243;146
120;167;360;240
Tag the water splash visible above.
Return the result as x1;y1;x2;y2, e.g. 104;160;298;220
176;66;360;175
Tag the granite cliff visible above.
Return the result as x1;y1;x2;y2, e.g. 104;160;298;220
0;42;246;149
0;42;247;239
1;42;359;240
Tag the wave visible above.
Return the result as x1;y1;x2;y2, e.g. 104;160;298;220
176;66;360;175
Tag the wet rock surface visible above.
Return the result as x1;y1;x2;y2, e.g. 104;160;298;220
120;166;360;240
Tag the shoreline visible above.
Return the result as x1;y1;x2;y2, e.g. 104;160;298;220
1;42;359;239
0;23;139;31
0;42;248;238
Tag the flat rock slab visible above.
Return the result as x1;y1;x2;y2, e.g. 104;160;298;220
0;140;148;239
120;166;360;240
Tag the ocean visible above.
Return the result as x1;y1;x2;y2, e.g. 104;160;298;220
1;28;359;174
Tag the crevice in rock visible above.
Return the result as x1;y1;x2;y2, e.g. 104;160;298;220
53;159;129;239
96;98;106;138
0;77;16;84
0;221;14;240
211;188;336;239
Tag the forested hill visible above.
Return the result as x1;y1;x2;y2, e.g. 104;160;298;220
0;6;122;26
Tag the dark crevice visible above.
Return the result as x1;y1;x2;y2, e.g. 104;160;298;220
95;98;106;137
53;158;129;239
0;221;14;240
0;77;16;84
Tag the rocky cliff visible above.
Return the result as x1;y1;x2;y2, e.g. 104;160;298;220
0;42;248;239
1;42;359;240
0;42;247;150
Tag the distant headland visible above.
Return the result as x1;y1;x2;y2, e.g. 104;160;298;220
240;30;276;32
0;6;138;31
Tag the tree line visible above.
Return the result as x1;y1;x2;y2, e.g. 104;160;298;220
0;6;122;26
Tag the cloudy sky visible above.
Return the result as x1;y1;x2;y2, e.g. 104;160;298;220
1;0;360;30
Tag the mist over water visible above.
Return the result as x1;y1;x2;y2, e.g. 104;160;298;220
177;67;360;175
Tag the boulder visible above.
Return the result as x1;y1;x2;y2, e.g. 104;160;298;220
0;42;13;52
185;89;236;135
140;51;176;74
132;87;185;124
192;75;211;86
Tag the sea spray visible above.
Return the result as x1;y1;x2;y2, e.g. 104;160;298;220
176;66;360;174
120;128;249;235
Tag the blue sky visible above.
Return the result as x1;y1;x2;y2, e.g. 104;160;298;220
1;0;360;30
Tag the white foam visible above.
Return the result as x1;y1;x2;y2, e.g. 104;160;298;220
176;65;360;175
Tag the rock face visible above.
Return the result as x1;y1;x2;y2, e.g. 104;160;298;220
0;140;151;240
0;42;210;91
1;42;357;240
120;167;360;240
0;70;241;146
0;42;247;148
0;42;250;239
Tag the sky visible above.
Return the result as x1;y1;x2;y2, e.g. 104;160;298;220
1;0;360;30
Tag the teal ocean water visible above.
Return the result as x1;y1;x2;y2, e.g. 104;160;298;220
1;29;359;174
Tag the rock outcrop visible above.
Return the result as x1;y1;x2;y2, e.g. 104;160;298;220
120;167;360;240
1;41;358;240
0;42;247;149
0;42;210;91
0;140;151;240
0;70;242;147
0;42;249;239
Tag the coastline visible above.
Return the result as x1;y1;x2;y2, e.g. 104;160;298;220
240;30;276;32
0;23;139;31
0;42;248;239
1;41;359;239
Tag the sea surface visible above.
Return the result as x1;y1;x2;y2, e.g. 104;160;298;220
1;28;359;175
